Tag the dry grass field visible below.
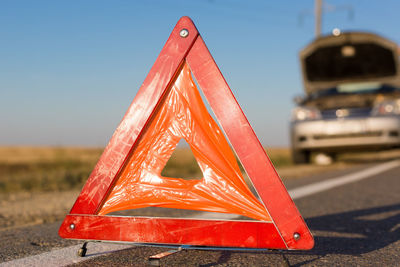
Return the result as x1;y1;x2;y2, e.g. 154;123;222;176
0;147;103;193
4;145;396;195
0;146;293;194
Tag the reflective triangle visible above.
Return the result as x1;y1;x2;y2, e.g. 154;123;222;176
59;16;314;250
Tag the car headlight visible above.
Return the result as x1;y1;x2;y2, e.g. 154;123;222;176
372;99;400;116
292;106;321;121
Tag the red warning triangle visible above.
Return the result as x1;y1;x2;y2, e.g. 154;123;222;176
59;17;314;250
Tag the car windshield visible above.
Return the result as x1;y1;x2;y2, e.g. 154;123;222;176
309;83;399;99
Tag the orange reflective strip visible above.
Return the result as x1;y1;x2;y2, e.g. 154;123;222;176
98;63;271;222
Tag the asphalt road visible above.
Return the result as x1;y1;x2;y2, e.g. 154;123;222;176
1;161;399;266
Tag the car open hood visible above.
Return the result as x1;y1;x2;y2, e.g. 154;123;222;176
299;32;400;95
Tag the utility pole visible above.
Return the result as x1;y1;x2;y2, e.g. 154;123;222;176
315;0;322;37
300;0;353;38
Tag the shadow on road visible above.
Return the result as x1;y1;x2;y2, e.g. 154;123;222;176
307;203;400;255
199;251;232;267
197;203;400;266
287;203;400;266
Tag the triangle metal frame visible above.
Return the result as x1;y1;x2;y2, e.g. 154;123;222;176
59;16;314;250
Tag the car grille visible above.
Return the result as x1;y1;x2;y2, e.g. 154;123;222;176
320;107;372;119
313;131;382;140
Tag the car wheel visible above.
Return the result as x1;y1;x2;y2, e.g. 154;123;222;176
292;149;311;164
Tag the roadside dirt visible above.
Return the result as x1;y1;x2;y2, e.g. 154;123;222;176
0;190;80;229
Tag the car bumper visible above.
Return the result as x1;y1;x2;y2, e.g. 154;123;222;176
291;116;400;151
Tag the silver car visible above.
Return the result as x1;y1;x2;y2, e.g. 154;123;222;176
291;32;400;164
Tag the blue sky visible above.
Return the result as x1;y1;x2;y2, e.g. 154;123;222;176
1;0;400;147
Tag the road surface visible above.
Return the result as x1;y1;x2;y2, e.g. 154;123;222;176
1;160;399;266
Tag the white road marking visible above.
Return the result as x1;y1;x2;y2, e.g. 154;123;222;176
0;243;133;267
288;159;400;200
2;159;400;266
192;159;400;220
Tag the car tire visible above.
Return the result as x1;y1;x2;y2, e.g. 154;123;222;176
292;149;311;164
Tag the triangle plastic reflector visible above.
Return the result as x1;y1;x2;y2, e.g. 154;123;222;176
59;16;314;250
